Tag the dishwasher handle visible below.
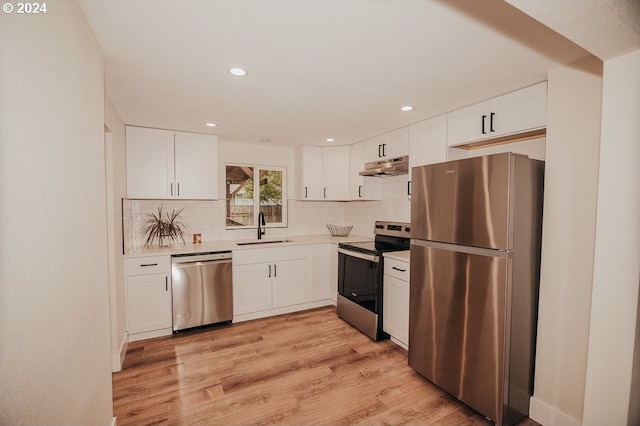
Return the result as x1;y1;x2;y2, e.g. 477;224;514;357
171;252;232;264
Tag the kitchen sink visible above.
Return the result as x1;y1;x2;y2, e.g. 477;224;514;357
236;239;294;246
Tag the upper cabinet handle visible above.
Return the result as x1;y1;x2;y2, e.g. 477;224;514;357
305;186;308;198
490;112;495;132
382;143;386;157
392;266;407;272
482;115;487;134
177;182;180;196
378;144;383;157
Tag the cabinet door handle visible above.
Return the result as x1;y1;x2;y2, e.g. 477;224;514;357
165;276;168;291
490;112;495;132
177;182;180;196
170;182;174;196
305;186;308;198
359;185;362;198
407;181;412;196
378;144;383;157
392;266;407;272
268;264;271;278
274;264;277;277
382;143;386;157
140;263;158;267
324;188;327;199
482;115;487;134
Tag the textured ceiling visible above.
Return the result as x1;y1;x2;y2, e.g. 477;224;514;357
505;0;640;60
79;0;592;147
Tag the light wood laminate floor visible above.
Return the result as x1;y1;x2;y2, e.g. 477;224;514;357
113;306;540;425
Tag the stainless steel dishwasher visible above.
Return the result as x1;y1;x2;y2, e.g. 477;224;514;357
171;251;233;332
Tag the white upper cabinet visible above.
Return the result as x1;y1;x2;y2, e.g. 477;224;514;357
349;142;382;200
322;146;350;200
126;126;175;199
362;127;409;163
295;145;350;201
408;114;448;170
294;145;323;200
174;131;219;199
447;82;547;147
126;126;218;199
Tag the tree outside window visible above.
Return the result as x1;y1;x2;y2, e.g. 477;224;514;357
226;165;286;228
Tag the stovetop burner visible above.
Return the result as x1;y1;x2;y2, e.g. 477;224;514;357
339;221;410;255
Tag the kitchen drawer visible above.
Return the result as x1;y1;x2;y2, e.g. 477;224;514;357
126;255;171;276
384;258;409;282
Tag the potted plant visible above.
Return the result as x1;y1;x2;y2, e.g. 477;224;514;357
140;204;189;247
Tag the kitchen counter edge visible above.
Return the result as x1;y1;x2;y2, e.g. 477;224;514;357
124;234;372;258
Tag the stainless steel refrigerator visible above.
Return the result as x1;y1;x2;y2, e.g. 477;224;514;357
409;152;544;426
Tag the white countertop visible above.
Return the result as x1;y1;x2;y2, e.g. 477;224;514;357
124;234;373;257
384;250;410;262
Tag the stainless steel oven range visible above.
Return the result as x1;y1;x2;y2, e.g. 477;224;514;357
337;221;410;340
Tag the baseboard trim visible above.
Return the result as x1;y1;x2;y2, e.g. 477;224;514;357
233;300;334;323
529;396;582;426
111;332;129;372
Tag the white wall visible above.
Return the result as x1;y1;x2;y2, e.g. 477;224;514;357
0;2;114;425
582;49;640;426
529;56;603;426
105;96;128;371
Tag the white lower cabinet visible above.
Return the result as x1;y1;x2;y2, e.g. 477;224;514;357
125;256;172;341
272;259;307;308
233;258;307;314
233;245;333;321
383;255;410;349
310;244;332;301
233;262;274;315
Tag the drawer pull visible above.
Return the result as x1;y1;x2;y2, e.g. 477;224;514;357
392;266;406;272
140;263;158;267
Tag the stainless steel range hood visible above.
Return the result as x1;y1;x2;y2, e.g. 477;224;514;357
359;155;409;177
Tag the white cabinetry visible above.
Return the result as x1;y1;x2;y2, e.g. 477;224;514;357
329;243;339;304
447;82;547;147
361;127;409;163
233;246;309;318
126;126;218;199
294;145;323;200
408;114;448;198
232;244;336;322
310;244;332;301
383;255;410;350
349;142;382;200
295;145;350;200
322;146;351;200
125;255;172;341
409;114;448;169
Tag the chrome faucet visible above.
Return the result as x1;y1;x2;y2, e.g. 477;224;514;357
257;211;266;239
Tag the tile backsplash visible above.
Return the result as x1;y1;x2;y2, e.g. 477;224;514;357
123;175;411;248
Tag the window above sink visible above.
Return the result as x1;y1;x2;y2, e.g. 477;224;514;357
225;164;288;230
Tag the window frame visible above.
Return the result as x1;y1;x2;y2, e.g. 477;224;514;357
224;163;288;230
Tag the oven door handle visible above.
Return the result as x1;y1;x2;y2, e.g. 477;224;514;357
338;248;380;263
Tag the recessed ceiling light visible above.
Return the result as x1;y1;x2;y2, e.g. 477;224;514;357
326;138;335;143
205;122;217;128
229;67;247;77
400;105;414;112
